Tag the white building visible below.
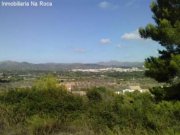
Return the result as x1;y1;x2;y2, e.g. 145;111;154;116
115;85;149;95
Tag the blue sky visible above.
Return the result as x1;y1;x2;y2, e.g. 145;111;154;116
0;0;162;63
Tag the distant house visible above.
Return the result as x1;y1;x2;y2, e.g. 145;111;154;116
71;91;86;96
128;86;141;91
125;86;149;93
115;85;149;95
0;73;4;79
122;89;136;93
115;91;122;95
61;82;86;96
63;82;76;92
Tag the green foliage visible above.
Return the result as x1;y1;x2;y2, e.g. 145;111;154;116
144;55;180;82
86;88;102;103
150;86;166;101
139;0;180;82
151;82;180;101
0;77;180;135
139;0;180;46
33;74;59;91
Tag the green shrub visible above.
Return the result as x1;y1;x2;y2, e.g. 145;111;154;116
0;78;180;135
86;89;102;103
151;83;180;101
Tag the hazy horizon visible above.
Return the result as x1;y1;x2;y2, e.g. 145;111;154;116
0;59;144;64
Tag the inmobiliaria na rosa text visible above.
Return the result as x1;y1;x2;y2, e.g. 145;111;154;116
0;1;53;7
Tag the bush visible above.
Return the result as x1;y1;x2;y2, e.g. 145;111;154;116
86;89;102;103
151;83;180;101
0;78;180;135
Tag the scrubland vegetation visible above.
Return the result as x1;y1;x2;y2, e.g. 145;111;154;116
0;76;180;135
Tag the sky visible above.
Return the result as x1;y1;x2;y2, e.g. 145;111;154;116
0;0;163;63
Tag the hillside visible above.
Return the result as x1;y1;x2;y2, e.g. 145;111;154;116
0;61;144;71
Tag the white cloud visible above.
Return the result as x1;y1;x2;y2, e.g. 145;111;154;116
100;38;112;45
98;1;118;10
121;30;142;40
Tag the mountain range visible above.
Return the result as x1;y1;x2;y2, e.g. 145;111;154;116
0;61;144;71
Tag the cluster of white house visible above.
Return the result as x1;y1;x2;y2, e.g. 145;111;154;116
72;67;143;73
115;86;149;95
61;82;149;96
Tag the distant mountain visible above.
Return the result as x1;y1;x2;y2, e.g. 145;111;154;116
0;61;144;71
0;61;104;71
97;61;144;67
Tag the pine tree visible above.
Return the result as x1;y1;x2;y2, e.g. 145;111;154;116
139;0;180;82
